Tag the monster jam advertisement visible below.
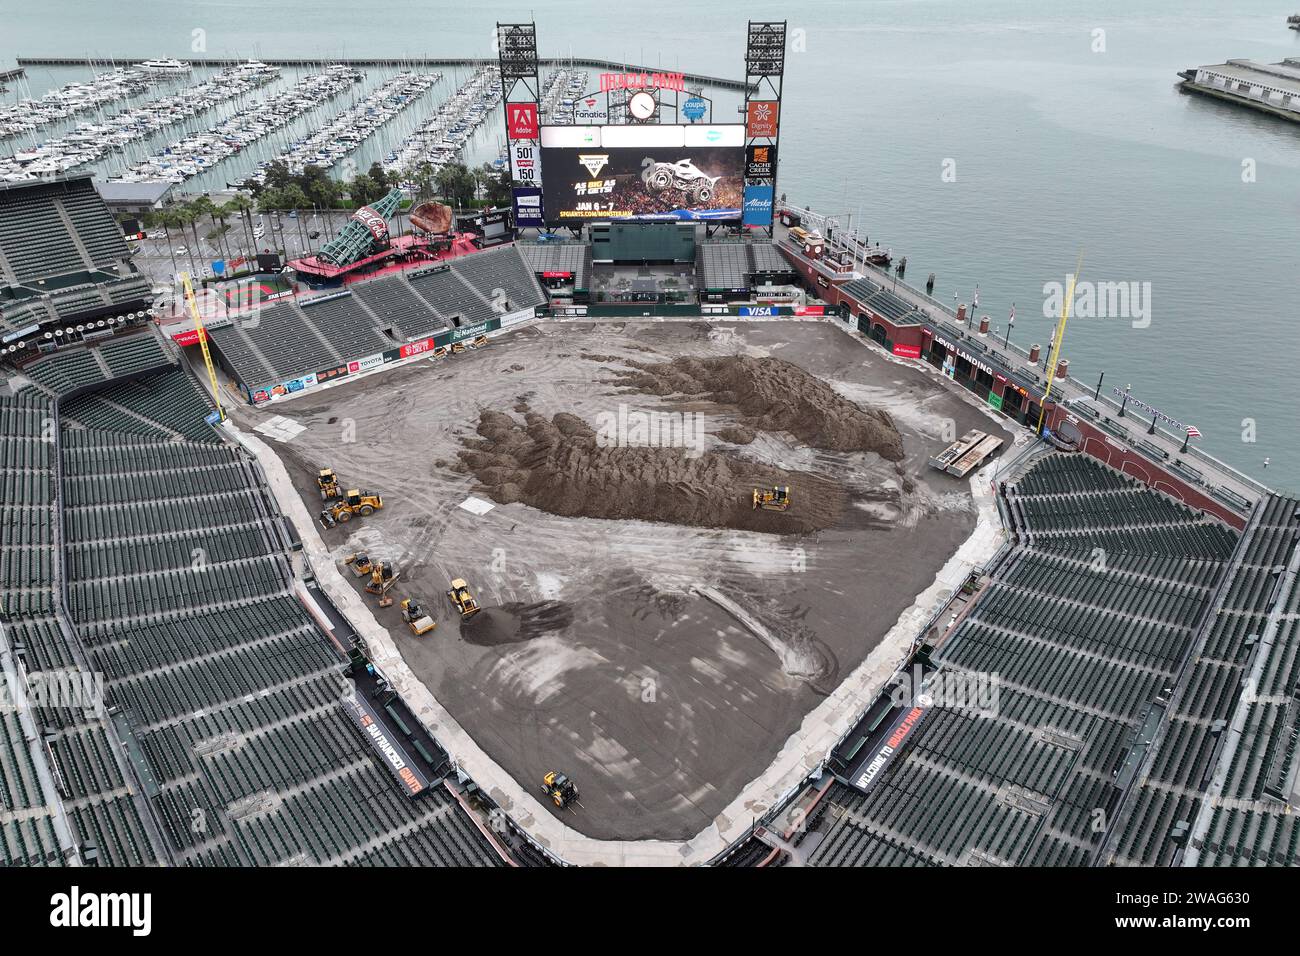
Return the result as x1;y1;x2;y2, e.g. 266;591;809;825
541;145;743;222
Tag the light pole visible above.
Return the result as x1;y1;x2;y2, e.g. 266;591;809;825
1004;315;1014;351
1094;370;1104;402
1119;383;1131;417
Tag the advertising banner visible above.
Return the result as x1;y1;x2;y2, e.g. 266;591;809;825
512;186;545;228
745;143;777;179
340;690;428;798
892;343;923;359
742;184;774;228
347;353;385;374
506;102;539;140
510;141;542;187
400;337;435;359
170;327;207;346
315;363;349;385
541;133;743;223
746;101;779;138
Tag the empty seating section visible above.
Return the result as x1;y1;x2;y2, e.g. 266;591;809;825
2;369;505;867
362;276;447;339
808;453;1239;867
0;186;87;281
207;249;544;391
24;348;105;396
96;331;170;378
299;293;390;358
750;242;790;274
50;283;108;318
1110;493;1300;866
57;185;132;268
697;241;749;290
63;369;217;443
450;246;545;313
697;241;791;291
841;277;881;302
205;324;276;387
518;240;590;290
103;275;153;304
0;385;158;866
407;266;483;322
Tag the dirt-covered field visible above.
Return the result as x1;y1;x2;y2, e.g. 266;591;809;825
248;319;1007;841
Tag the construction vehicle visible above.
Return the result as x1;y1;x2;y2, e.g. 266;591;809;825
319;490;384;528
541;770;581;811
400;598;436;636
344;552;373;576
317;467;341;500
752;485;791;512
366;562;399;596
446;577;482;622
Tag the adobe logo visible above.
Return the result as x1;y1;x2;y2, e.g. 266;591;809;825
507;102;539;140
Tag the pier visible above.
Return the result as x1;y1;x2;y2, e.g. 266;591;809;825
15;56;752;91
774;202;1270;514
0;67;25;81
1178;58;1300;124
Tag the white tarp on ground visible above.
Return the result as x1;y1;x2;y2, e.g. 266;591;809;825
458;496;495;516
253;415;305;442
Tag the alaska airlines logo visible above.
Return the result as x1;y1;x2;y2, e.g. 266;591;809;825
578;154;609;176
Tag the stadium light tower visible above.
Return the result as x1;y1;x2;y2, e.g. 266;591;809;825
497;22;543;232
742;20;786;239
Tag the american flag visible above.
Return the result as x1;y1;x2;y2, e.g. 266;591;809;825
1186;425;1202;439
1009;303;1015;321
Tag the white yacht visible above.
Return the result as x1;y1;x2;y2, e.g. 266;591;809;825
134;58;192;73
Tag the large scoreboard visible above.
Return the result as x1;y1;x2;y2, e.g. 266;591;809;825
539;124;744;224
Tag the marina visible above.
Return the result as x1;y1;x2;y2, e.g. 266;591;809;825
381;65;501;179
109;65;364;185
236;70;441;187
1;65;175;139
0;60;281;180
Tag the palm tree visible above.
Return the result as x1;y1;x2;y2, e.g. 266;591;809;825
227;194;256;261
175;203;202;273
158;208;181;277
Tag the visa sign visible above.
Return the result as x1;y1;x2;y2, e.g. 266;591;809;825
742;185;774;228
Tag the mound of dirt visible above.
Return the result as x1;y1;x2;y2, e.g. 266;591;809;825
461;601;574;646
716;425;756;445
458;410;845;534
608;355;904;461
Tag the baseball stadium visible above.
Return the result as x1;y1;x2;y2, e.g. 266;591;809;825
0;20;1296;875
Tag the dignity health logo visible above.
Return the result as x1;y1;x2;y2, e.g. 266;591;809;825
50;886;152;936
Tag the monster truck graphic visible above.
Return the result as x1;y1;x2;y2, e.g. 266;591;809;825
641;158;720;204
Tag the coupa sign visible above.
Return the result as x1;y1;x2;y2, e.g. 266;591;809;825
742;185;773;228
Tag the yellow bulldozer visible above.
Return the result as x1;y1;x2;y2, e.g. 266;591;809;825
541;770;581;811
344;552;372;576
752;485;791;512
317;467;341;501
366;562;399;607
446;578;482;622
400;598;436;636
320;490;384;528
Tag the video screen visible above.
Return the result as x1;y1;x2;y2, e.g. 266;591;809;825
540;125;743;223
